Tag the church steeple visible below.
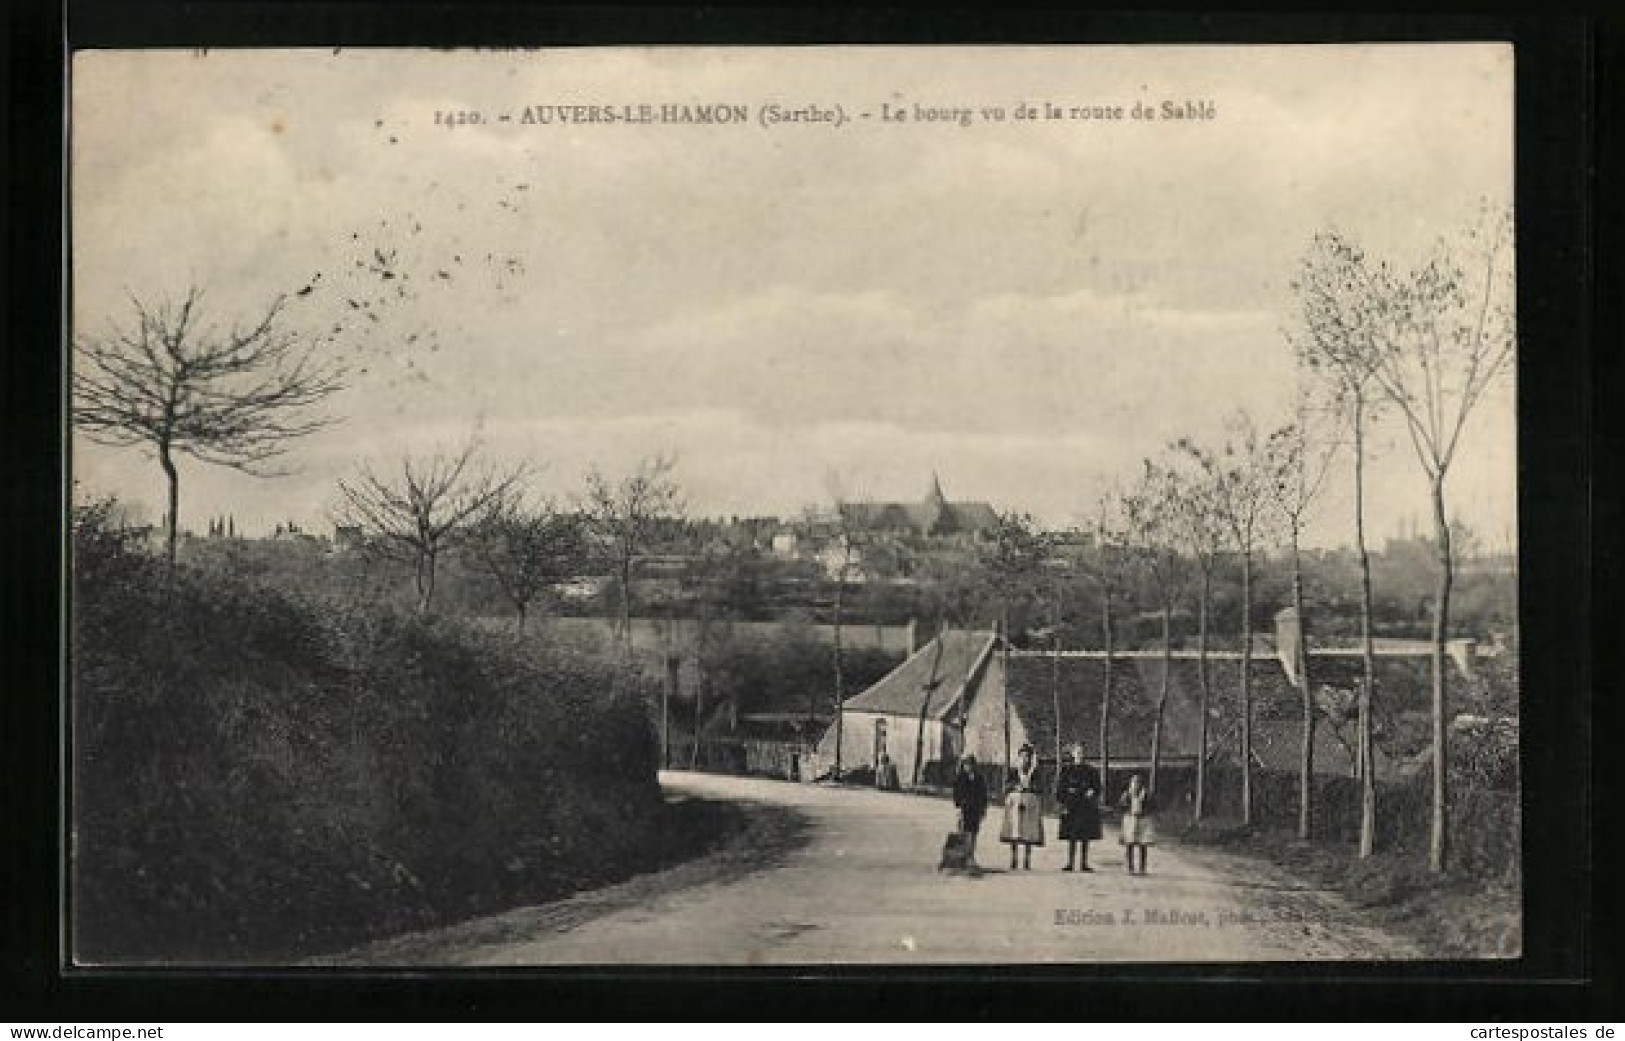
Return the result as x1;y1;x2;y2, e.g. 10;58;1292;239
920;472;948;535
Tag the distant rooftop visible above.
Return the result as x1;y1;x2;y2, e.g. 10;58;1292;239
838;473;998;538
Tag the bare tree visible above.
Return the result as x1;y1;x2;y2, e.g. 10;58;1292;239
1045;576;1065;769
584;455;684;659
910;630;948;788
1121;461;1184;797
1167;442;1228;821
822;477;862;781
1362;207;1516;872
687;536;743;769
1186;411;1278;825
1264;403;1337;840
73;289;343;568
334;442;523;613
1088;490;1134;804
1293;231;1390;857
821;473;909;781
1025;556;1070;769
978;511;1047;788
469;496;587;630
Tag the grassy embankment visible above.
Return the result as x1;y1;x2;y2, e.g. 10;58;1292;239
71;506;749;963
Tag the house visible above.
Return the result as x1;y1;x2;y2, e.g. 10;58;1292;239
332;524;364;553
815;630;1292;787
838;474;999;543
812;629;999;786
816;610;1481;790
814;538;865;582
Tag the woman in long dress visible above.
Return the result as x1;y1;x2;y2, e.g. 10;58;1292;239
1053;743;1102;871
999;743;1045;870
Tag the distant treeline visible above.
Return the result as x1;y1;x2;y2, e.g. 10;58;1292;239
171;528;1515;647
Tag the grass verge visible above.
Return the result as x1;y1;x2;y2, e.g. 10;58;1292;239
1176;817;1521;958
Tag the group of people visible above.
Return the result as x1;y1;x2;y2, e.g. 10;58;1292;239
950;743;1156;874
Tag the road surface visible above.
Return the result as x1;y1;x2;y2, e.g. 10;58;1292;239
331;770;1422;965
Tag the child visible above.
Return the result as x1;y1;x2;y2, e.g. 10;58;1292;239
1117;774;1157;875
951;754;990;868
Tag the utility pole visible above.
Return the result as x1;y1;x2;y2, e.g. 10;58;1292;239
1001;605;1012;794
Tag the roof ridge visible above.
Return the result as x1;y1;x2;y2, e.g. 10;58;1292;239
939;630;1001;721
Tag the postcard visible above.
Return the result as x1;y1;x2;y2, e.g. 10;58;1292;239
68;44;1518;966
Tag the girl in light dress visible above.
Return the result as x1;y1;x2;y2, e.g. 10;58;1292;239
1117;774;1157;875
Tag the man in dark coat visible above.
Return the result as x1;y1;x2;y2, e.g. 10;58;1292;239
1053;743;1103;871
952;754;990;860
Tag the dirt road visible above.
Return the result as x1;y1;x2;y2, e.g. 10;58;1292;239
333;770;1422;965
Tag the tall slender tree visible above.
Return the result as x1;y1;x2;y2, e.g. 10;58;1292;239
911;629;948;788
1025;566;1068;769
1121;461;1184;797
978;511;1047;788
1361;208;1516;872
1089;490;1132;803
1294;232;1388;857
1264;405;1337;840
688;537;744;769
1188;412;1278;825
1167;442;1228;821
1049;583;1064;768
822;477;867;781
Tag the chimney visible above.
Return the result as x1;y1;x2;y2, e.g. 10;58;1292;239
1274;606;1302;686
1447;638;1477;678
906;617;918;656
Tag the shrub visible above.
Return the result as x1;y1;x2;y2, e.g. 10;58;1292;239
72;505;667;962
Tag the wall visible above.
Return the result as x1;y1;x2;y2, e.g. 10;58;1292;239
515;616;915;658
814;709;952;787
958;651;1028;773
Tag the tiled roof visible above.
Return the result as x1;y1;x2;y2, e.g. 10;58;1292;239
841;629;997;719
1242;717;1398;777
838;500;998;536
843;634;1464;779
1003;652;1354;769
940;501;1000;531
1003;654;1174;761
1301;653;1463;712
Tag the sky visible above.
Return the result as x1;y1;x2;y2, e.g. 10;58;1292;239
70;45;1517;551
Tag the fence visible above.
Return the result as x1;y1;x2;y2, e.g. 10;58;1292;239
666;733;814;781
520;616;915;656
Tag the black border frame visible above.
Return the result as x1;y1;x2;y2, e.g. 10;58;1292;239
5;1;1608;1021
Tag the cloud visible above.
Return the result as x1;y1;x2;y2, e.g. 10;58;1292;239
68;45;1515;546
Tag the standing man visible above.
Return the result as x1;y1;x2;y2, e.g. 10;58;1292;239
1054;743;1103;871
952;754;990;865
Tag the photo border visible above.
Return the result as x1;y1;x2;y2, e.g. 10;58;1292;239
5;0;1604;1021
